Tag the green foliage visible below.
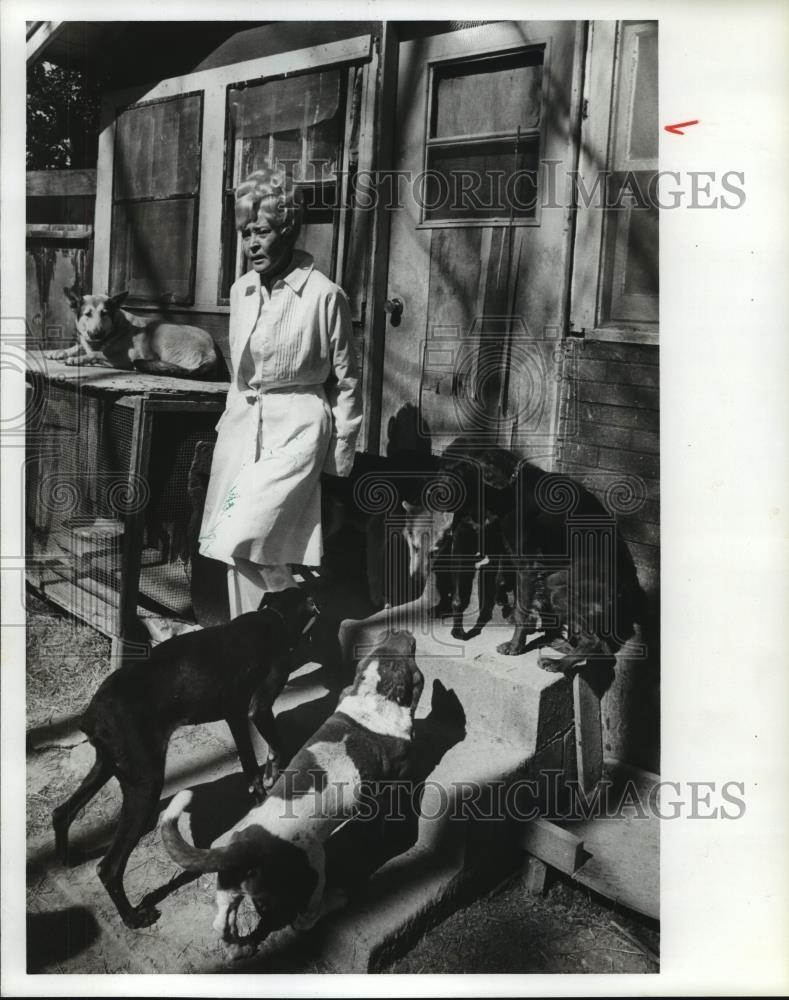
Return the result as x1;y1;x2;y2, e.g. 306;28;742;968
27;60;100;169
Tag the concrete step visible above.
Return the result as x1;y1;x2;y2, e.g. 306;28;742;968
28;591;578;973
222;621;579;974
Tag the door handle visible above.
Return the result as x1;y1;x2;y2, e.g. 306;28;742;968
384;297;404;326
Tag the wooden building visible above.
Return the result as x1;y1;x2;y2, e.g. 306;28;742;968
27;20;659;770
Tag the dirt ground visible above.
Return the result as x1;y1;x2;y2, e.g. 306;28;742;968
24;589;659;976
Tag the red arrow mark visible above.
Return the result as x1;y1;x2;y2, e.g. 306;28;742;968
664;119;700;135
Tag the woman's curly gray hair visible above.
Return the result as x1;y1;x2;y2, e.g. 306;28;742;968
235;167;304;237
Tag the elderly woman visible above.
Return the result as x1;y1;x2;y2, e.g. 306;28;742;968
199;168;362;616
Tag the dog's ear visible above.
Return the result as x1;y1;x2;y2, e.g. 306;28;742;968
64;287;82;312
106;290;129;313
257;591;274;610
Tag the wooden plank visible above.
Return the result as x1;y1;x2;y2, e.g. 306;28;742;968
575;359;659;388
580;339;658;366
523;856;548;895
576;380;659;411
558;441;600;468
520;817;586;874
26;223;94;240
114;397;153;663
26;21;66;64
577;422;659;455
26;170;97;198
560;758;660;920
360;22;399;455
574;672;603;793
596;446;659;479
584;326;658;347
26;354;229;397
568;21;616;333
578;400;659;431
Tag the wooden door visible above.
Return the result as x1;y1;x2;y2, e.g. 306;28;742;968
380;21;584;464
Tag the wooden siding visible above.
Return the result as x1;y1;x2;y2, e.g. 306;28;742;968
557;337;659;773
557;338;659;596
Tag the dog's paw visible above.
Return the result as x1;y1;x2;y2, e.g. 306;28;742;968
537;655;567;673
497;639;526;656
45;350;68;361
248;774;268;803
63;356;82;366
263;755;280;790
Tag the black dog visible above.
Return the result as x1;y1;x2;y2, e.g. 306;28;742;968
52;587;317;929
414;438;645;673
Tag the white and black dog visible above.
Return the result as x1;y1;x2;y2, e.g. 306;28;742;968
161;629;423;950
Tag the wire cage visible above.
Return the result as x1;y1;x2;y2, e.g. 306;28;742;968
26;371;226;646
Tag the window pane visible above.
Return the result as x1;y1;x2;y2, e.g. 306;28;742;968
114;94;202;200
228;71;342;182
229;72;340;139
424;139;539;221
111;199;196;304
220;68;348;299
612;22;658;170
623;202;659;295
629;29;658;162
432;50;543;139
600;173;658;325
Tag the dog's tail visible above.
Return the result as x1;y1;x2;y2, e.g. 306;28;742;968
161;790;227;874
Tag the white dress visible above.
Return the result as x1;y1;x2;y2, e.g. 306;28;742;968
199;251;362;567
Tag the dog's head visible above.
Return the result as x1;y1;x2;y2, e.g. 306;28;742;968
349;628;422;709
64;288;128;345
257;587;319;648
401;501;454;589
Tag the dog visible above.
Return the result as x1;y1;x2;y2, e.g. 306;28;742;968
52;587;317;929
44;288;221;379
404;438;645;673
161;628;423;952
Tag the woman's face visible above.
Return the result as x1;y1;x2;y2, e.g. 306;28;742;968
241;211;294;276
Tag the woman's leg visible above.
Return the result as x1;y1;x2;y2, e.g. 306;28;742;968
227;560;297;618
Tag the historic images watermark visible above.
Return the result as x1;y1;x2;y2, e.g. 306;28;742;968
270;771;748;824
270;161;747;213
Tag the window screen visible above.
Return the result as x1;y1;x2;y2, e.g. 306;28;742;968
425;48;544;223
110;92;202;305
219;68;348;301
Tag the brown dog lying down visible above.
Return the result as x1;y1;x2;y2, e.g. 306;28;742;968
52;588;316;929
161;629;424;952
45;288;221;379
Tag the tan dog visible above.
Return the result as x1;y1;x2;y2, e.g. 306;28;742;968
161;629;423;953
45;288;220;379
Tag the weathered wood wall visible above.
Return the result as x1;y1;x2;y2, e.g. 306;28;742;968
557;338;660;772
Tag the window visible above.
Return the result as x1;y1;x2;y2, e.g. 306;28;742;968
110;92;203;305
600;22;658;326
570;21;659;342
422;47;545;224
219;67;349;301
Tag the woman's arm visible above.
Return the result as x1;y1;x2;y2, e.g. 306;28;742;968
323;288;362;477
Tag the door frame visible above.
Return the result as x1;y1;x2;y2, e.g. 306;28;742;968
366;20;589;462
